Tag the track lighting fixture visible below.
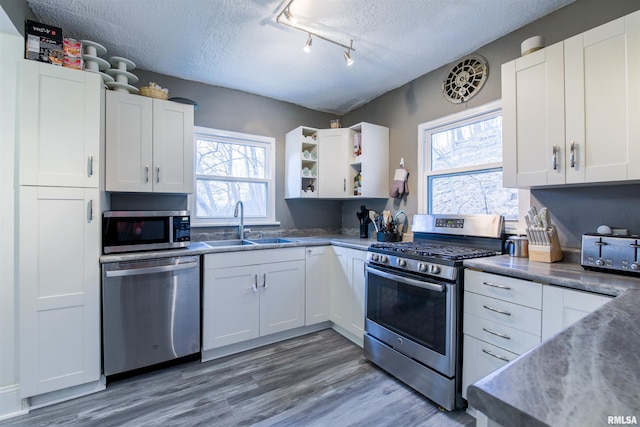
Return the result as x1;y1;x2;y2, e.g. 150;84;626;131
276;0;355;66
344;49;354;66
283;7;298;26
303;34;312;53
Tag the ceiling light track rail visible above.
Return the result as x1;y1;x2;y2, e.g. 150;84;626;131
276;0;355;64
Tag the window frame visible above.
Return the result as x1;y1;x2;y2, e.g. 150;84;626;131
417;100;528;233
189;126;278;227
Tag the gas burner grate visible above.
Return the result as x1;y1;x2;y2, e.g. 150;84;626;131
371;241;497;261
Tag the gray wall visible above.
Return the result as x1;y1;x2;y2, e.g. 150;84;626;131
342;0;640;248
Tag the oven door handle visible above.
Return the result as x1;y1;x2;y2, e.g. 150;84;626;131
366;266;445;292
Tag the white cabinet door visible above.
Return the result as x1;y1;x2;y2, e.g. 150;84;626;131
17;61;102;188
348;248;366;340
317;129;350;198
152;99;194;193
502;43;565;188
260;260;305;336
105;91;153;192
564;11;640;183
330;246;350;327
105;92;194;193
305;246;332;325
541;285;612;341
19;186;100;397
462;335;518;399
202;264;260;349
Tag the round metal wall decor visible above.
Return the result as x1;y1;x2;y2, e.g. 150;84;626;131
442;54;489;103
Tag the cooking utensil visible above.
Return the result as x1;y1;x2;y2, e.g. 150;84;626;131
369;210;379;232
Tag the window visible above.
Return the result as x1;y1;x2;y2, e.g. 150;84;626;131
191;127;276;227
418;100;527;228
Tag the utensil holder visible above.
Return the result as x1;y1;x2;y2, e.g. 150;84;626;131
377;232;401;242
528;227;563;263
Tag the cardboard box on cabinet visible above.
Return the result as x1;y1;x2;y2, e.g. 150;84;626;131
25;20;63;65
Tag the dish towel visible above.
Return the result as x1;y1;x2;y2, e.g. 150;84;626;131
390;167;409;198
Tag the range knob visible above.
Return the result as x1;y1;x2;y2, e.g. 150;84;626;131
595;258;605;266
371;254;379;262
397;258;407;268
429;264;441;274
631;263;640;271
380;256;389;264
418;263;428;272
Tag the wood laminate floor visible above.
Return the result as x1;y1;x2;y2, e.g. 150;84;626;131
2;329;475;427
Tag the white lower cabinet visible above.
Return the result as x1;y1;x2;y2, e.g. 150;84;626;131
330;246;366;346
462;270;542;399
541;285;612;341
18;186;101;397
305;246;332;325
202;248;305;351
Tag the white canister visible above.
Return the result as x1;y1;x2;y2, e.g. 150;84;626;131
521;36;545;56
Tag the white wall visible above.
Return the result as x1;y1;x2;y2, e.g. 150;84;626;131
0;5;24;419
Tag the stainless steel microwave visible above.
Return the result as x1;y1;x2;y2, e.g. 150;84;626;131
102;210;191;254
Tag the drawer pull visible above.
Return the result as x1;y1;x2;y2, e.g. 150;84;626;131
483;304;512;316
483;281;511;290
482;348;511;362
483;327;511;340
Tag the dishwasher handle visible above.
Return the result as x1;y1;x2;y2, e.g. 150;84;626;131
105;261;199;278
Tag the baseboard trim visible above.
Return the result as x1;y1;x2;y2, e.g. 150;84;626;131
331;324;364;348
0;385;27;421
28;377;106;411
202;322;332;362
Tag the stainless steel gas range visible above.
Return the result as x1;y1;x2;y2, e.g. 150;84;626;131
364;214;504;411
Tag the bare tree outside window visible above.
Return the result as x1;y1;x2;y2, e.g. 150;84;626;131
192;128;275;225
422;103;519;220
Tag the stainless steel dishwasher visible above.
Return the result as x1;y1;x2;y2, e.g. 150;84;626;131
102;255;200;377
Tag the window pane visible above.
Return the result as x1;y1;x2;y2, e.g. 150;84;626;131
429;169;519;220
196;179;267;218
430;116;502;171
196;139;266;179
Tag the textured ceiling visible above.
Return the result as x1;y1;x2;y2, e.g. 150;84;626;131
27;0;575;114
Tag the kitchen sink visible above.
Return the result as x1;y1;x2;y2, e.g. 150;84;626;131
202;239;256;247
244;238;295;244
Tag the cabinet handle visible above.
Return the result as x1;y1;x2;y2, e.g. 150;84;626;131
570;141;576;168
343;178;346;192
482;348;511;362
552;145;559;170
88;155;94;177
145;165;150;183
252;275;258;292
483;304;511;316
262;273;267;289
483;327;511;340
483;281;511;290
87;199;93;222
156;165;160;183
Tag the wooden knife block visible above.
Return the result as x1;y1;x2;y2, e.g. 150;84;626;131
528;227;563;263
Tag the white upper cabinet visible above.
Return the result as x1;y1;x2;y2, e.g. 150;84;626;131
285;122;389;199
17;60;102;188
564;11;640;184
105;91;194;193
502;10;640;188
317;128;351;198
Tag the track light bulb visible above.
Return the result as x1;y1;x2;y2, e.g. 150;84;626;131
344;50;354;66
284;8;298;25
303;34;312;53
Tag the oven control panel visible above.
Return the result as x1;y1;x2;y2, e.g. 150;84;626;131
435;218;464;229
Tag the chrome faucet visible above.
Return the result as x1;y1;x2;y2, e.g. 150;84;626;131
234;200;244;239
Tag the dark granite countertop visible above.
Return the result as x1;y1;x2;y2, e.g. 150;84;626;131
463;255;640;426
100;235;374;263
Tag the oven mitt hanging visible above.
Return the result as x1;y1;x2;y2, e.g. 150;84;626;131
390;167;409;198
